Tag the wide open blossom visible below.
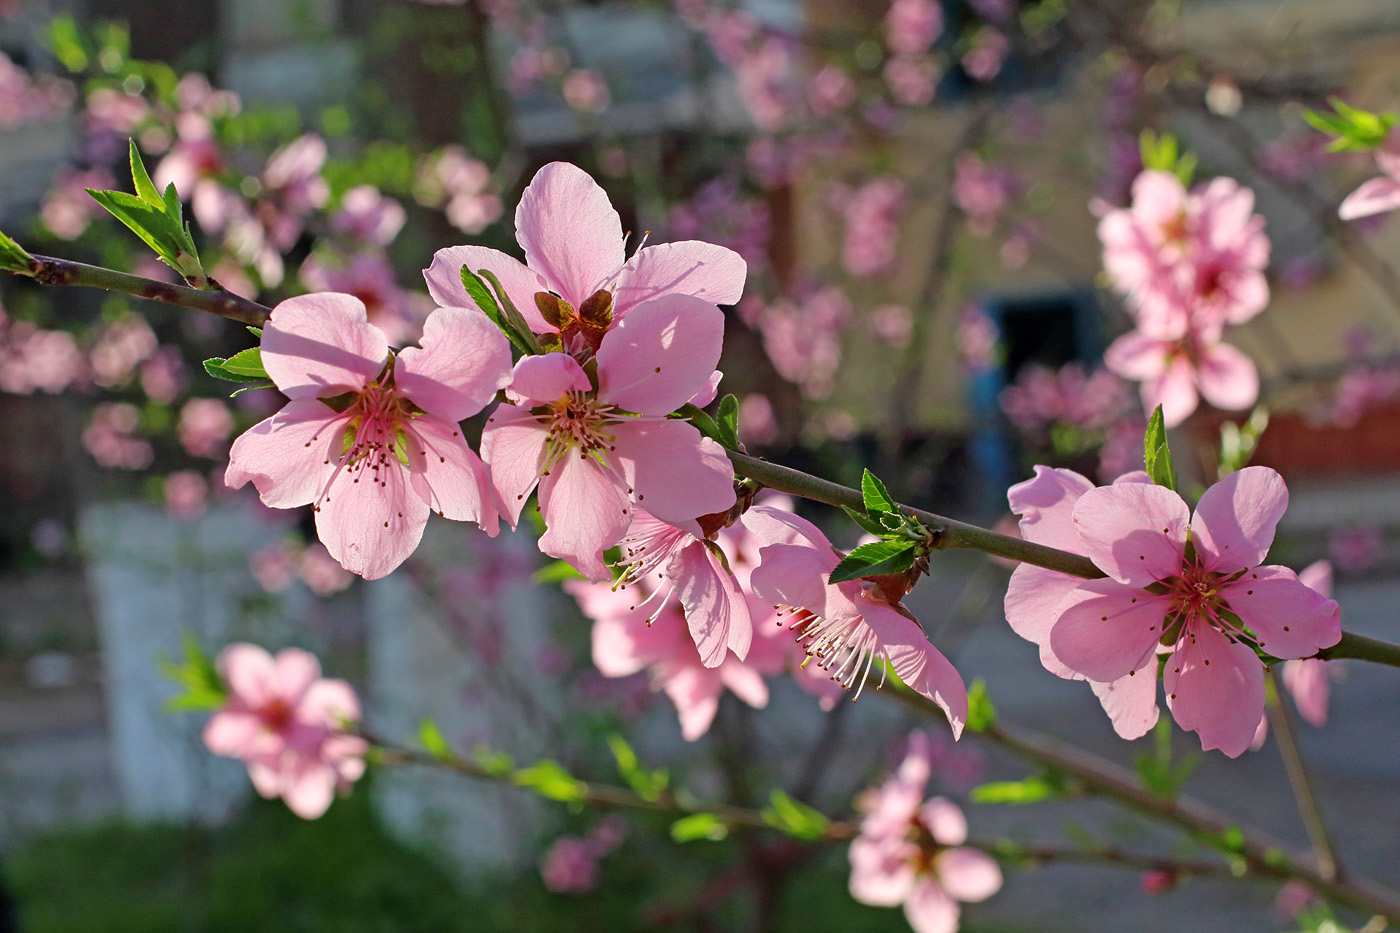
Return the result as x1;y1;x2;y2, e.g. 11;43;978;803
1103;321;1258;428
423;161;746;355
1043;466;1341;757
479;294;736;581
203;644;367;819
849;732;1002;933
1005;466;1161;739
226;292;512;579
748;509;968;735
1339;144;1400;220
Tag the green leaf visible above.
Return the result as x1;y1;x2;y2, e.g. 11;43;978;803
1303;97;1398;152
679;403;725;447
534;559;585;584
220;347;268;379
860;469;897;514
461;267;535;355
418;718;453;762
1140;130;1196;186
129;138;162;205
842;505;895;539
1217;406;1269;478
671;813;729;843
246;326;263;338
158;630;226;713
828;539;919;584
715;394;739;449
228;383;275;397
0;227;34;273
478;268;543;355
965;678;997;733
970;771;1068;805
472;744;514;777
1143;405;1178;492
512;760;586;803
761;790;830;840
204;357;264;384
607;734;668;801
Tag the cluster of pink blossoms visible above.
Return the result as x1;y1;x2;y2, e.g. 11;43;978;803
1098;169;1270;427
1005;464;1340;756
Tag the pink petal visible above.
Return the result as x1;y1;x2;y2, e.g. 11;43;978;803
314;454;431;580
919;797;967;846
1282;658;1330;728
1339;177;1400;220
261;293;386;398
506;353;590;406
849;838;916;907
612;419;735;531
1088;659;1160;740
299;679;361;727
597;295;725;416
282;762;338;819
673;542;752;667
479;405;548;529
742;505;833;554
1164;622;1265;758
273;648;322;705
612;241;747;318
514;161;625;305
1196;342;1259;413
203;710;263;757
688;370;722;408
1007;465;1094;551
1148;354;1199;428
1072;482;1189;587
1049;580;1169;683
935;848;1003;903
1004;564;1086;678
422;244;549;332
394;307;513;422
661;665;723;741
717;660;769;708
1191;466;1287;573
1103;330;1169;382
861;600;968;738
750;542;838;619
1224;566;1341;658
903;879;960;933
219;643;276;707
1298;560;1333;599
1220;270;1269;326
225;400;344;508
538;450;631;582
404;416;500;534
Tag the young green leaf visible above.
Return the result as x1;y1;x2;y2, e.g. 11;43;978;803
965;678;997;733
828;539;919;584
1303;97;1398;152
761;790;830;840
418;718;453;762
678;403;726;448
715;394;739;449
472;744;515;777
478;268;543;355
534;559;585;584
460;266;506;327
219;347;269;379
0;227;34;273
860;469;897;514
129;138;162;205
970;771;1068;805
671;813;729;843
607;734;668;801
842;505;895;539
512;760;587;803
1143;405;1178;491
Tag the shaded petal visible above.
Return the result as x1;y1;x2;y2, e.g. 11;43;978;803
919;797;967;846
861;600;968;738
538;450;631;582
1003;564;1083;678
405;416;500;534
1191;466;1287;574
506;353;590;406
849;838;916;906
225;400;344;508
1224;565;1341;658
597;295;725;415
1339;177;1400;221
612;419;735;530
1088;659;1160;740
422;244;549;332
742;505;833;553
1049;579;1169;683
673;542;752;667
612;241;747;317
935;848;1003;903
717;660;769;709
515;161;625;305
395;307;513;421
479;404;548;529
688;370;722;408
261;293;385;398
1196;342;1259;413
315;452;431;580
904;880;960;933
273;648;321;705
1103;330;1169;382
219;643;276;707
1148;355;1200;428
1007;465;1094;550
282;763;338;819
1072;482;1188;587
1298;560;1333;599
299;679;361;728
203;711;262;758
1164;623;1265;758
751;542;837;618
1282;659;1330;728
661;665;722;741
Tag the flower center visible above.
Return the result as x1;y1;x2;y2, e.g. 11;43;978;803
259;696;294;733
776;605;887;700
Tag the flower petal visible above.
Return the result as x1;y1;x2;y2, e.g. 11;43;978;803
1003;564;1082;678
299;679;361;727
597;295;725;416
612;241;747;318
261;293;385;398
861;600;968;738
315;451;431;580
1282;658;1330;728
219;643;276;708
935;847;1003;903
422;244;549;332
203;710;262;758
1007;465;1094;551
538;450;631;582
273;648;322;705
1072;482;1189;587
751;542;837;619
1164;622;1265;758
903;879;960;933
1196;341;1259;413
673;542;752;667
405;416;500;534
225;399;343;508
1049;579;1169;683
394;307;513;422
515;161;625;305
612;419;735;531
506;353;590;407
1148;354;1200;428
1339;176;1400;221
1088;659;1160;740
919;797;967;846
1103;329;1169;382
1191;466;1287;574
282;762;338;819
717;660;769;709
1224;565;1341;658
661;665;722;741
479;404;548;529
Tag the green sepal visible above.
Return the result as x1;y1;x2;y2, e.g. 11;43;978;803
1140;129;1197;187
0;227;34;273
678;403;725;447
670;813;728;843
828;539;919;584
1143;405;1178;492
761;789;829;840
478;268;543;355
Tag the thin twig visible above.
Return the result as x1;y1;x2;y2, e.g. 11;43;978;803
1266;669;1340;882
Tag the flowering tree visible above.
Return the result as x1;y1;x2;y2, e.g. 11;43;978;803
3;2;1400;931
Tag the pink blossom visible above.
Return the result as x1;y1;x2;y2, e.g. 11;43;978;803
140;347;187;404
1103;323;1258;428
301;251;418;345
872;304;914;348
225;293;512;579
164;470;209;520
1328;523;1384;574
204;644;366;819
738;393;778;445
250;541;299;594
179;398;235;458
1037;467;1341;756
562;68;610;113
90;313;158;387
808;64;855;116
539;819;626;894
0;323;85;394
668;177;770;274
41;166;116;240
749;508;967;731
0;52;69;128
962;29;1009;82
884;54;940;107
299;543;354;596
752;286;851;399
480;295;736;581
953;153;1018;237
330;185;406;246
425;162;746;353
955;304;999;371
849;733;1002;933
841;178;905;278
1276;561;1338;730
257;134;330;250
83;403;153;470
1339;145;1400;220
885;0;944;55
